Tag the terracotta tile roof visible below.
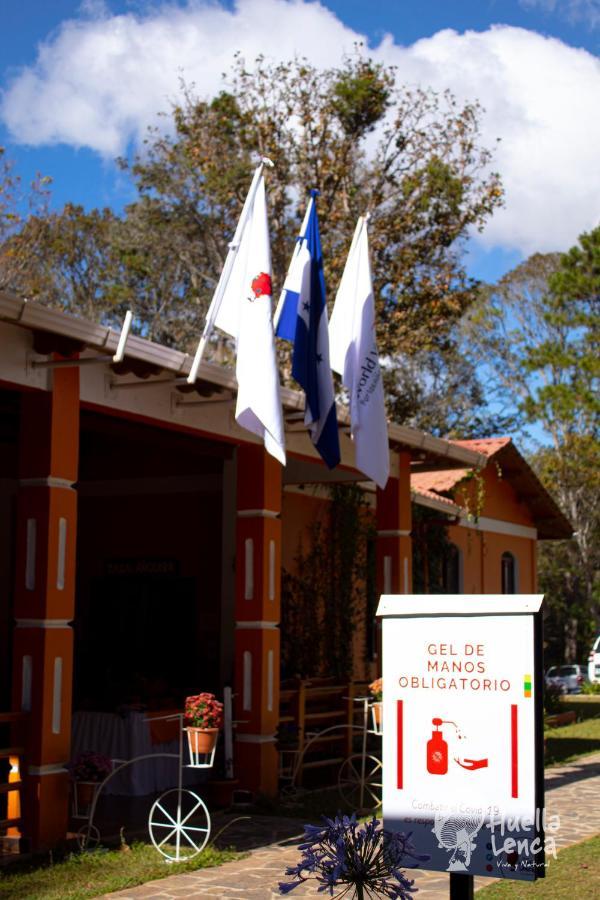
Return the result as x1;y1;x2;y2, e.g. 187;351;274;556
412;485;461;510
411;469;468;494
411;435;572;540
450;437;512;456
411;438;512;498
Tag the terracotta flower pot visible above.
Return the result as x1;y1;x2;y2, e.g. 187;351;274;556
186;726;219;755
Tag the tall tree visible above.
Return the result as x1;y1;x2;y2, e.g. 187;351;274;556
465;230;600;660
1;54;502;426
4;203;124;325
383;342;517;438
118;54;502;365
0;146;51;293
533;436;599;663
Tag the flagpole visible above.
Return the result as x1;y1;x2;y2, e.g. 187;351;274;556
329;214;367;342
272;195;314;333
187;157;274;384
348;213;367;258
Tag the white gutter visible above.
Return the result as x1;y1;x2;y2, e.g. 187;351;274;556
390;422;485;468
0;291;486;469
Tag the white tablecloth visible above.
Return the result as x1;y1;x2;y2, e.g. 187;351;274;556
71;711;204;796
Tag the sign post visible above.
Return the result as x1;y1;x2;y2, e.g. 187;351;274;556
377;594;545;888
450;872;474;899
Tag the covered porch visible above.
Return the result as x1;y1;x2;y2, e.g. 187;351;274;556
0;291;485;852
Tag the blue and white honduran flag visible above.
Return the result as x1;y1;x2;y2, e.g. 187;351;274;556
329;216;389;488
275;194;340;469
212;173;286;465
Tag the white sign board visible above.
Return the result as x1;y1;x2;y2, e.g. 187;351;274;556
377;594;544;881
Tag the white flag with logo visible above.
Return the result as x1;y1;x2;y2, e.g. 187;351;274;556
213;175;286;464
329;217;389;488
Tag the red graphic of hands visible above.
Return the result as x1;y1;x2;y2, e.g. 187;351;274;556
454;758;488;771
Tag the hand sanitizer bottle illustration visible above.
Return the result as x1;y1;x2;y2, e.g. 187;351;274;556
427;718;448;775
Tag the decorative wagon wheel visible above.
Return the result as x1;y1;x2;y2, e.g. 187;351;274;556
337;754;383;812
76;823;100;851
148;788;211;862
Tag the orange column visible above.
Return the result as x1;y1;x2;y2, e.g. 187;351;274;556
233;443;281;797
11;368;79;850
376;451;413;597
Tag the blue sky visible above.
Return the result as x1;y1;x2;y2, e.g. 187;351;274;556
1;0;599;283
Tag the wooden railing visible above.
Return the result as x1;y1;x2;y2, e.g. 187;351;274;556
279;678;370;786
0;711;28;854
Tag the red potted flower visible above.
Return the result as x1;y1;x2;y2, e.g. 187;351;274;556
184;693;223;757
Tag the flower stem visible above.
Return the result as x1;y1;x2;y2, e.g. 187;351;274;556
355;884;365;900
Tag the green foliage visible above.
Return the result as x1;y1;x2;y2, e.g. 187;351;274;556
0;54;502;429
280;484;374;680
384;345;518;438
543;712;600;767
465;228;600;663
0;146;51;292
535;436;599;664
467;233;599;446
4;203;125;326
581;680;600;695
523;231;600;436
477;834;600;899
412;505;454;594
544;683;565;715
0;841;238;900
281;531;326;679
331;58;393;136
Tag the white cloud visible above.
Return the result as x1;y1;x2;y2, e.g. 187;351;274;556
380;25;600;254
1;0;599;254
520;0;600;30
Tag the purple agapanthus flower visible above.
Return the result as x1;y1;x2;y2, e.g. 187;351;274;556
279;814;428;899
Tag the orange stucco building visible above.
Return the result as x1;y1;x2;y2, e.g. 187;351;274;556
411;438;569;596
0;291;570;853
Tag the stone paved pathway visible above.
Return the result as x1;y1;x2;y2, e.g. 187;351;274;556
102;753;600;899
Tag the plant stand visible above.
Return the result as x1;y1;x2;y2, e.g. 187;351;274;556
148;788;211;862
184;727;218;768
278;746;300;783
71;781;101;820
77;714;218;862
370;702;383;735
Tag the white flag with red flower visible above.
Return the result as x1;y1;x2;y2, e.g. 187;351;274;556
213;174;286;464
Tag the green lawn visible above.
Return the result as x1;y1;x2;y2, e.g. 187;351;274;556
0;841;239;900
477;835;600;898
544;698;600;766
1;698;598;900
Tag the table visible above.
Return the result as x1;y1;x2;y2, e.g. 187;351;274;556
71;711;205;796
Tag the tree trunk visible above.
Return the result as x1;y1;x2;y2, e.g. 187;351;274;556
564;616;578;663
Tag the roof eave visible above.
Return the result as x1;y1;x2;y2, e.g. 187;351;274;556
0;291;490;471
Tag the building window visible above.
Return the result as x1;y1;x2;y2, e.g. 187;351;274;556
442;544;462;594
501;552;517;594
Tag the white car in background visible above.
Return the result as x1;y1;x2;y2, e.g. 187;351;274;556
545;664;587;694
588;635;600;684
